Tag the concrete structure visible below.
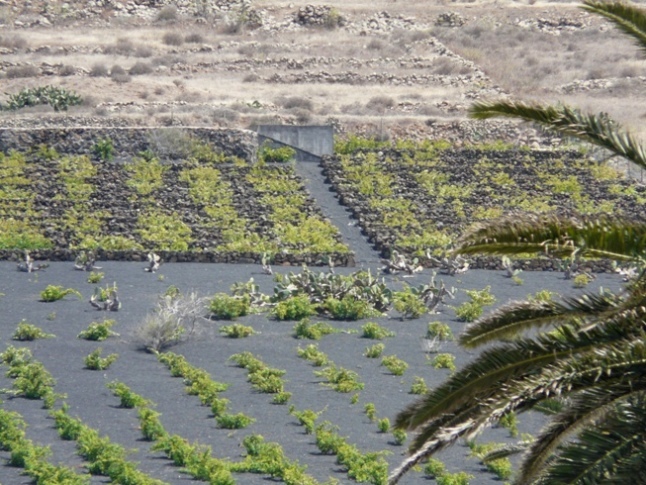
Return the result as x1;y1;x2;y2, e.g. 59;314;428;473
256;125;334;161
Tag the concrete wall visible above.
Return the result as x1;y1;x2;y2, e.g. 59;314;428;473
256;125;333;158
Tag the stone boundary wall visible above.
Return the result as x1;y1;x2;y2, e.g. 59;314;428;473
0;127;257;162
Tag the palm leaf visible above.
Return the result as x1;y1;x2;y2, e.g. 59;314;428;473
469;100;646;168
460;290;622;348
455;212;646;261
582;0;646;54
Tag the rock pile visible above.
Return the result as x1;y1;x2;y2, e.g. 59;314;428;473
294;5;344;28
435;12;466;28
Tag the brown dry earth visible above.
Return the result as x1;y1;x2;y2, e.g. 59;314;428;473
1;0;646;142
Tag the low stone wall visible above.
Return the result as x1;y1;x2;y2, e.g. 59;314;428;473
468;256;615;273
0;127;257;162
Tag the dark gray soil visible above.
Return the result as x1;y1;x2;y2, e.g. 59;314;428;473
0;261;625;484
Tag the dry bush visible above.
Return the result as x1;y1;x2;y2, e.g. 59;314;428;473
0;33;27;50
110;64;126;76
110;65;131;83
366;95;395;112
148;128;194;159
175;90;202;102
278;96;313;111
211;107;240;123
152;54;182;67
134;292;208;353
105;37;135;56
95;106;108;116
129;61;153;75
162;32;184;46
90;63;109;77
430;57;471;76
156;5;179;23
154;86;165;95
243;73;259;82
6;65;39;79
59;65;76;76
367;38;385;51
185;33;204;44
289;108;313;124
134;45;153;58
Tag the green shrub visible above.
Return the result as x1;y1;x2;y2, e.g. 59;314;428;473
87;271;104;284
40;285;82;302
498;411;519;437
454;301;483;322
314;365;364;393
377;417;390;433
431;353;456;371
381;355;408;376
392;429;407;445
573;273;593;288
219;323;255;338
9;361;58;406
410;376;429;394
77;319;119;341
248;368;285;393
293;319;338;340
323;295;372;321
272;391;292;404
92;138;114;161
272;295;317;320
259;144;296;163
363;343;385;358
438;472;474;485
427;321;454;341
3;85;82;111
424;458;446;478
209;293;250;320
84;348;118;370
361;322;394;339
216;413;255;429
364;403;377;422
107;381;150;409
137;407;167;441
290;408;324;434
12;321;54;341
393;289;427;319
297;344;329;366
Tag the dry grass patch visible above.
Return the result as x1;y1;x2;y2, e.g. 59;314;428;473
5;65;39;79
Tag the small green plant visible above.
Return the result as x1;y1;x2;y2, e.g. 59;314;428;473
364;403;377;422
87;271;104;284
46;312;56;321
219;323;255;338
381;355;408;376
297;344;329;366
107;381;150;408
454;301;483;322
361;322;394;339
92;138;114;161
293;319;339;340
314;365;364;393
138;407;167;441
392;429;407;445
40;285;82;302
258;143;296;163
323;295;372;321
377;417;390;433
424;458;446;478
272;295;317;321
3;85;82;111
468;441;513;480
215;412;255;429
6;361;59;407
427;321;454;341
272;391;292;404
12;321;54;341
77;319;119;341
290;407;326;434
573;273;593;288
512;274;524;285
528;289;556;302
363;342;385;358
84;348;118;370
350;393;359;404
209;293;250;320
410;376;429;395
393;288;427;319
431;353;456;371
498;411;519;437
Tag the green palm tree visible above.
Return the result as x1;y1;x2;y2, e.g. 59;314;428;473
389;2;646;484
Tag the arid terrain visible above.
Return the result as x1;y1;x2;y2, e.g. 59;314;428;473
1;0;646;141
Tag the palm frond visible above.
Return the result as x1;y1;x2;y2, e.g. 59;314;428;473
469;100;646;168
460;290;622;348
583;1;646;54
536;393;646;484
518;384;646;484
456;212;646;261
483;441;531;462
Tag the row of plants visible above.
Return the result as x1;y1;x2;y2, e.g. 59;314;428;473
0;145;351;261
324;137;646;260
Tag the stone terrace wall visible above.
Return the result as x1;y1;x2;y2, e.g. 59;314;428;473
0;127;257;161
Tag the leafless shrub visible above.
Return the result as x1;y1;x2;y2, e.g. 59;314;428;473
95;106;108;116
278;96;313;111
59;65;76;76
289;108;313;124
90;63;109;77
430;57;471;75
211;107;240;122
154;86;165;95
156;5;179;23
110;64;126;76
243;73;259;82
129;61;153;75
134;291;208;353
6;65;39;79
82;95;98;107
620;65;640;77
112;73;132;84
148;128;194;159
172;78;185;89
586;67;608;80
185;33;204;44
105;38;135;56
366;95;395;112
162;32;184;46
367;39;385;51
134;45;153;58
175;90;202;103
0;33;27;50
